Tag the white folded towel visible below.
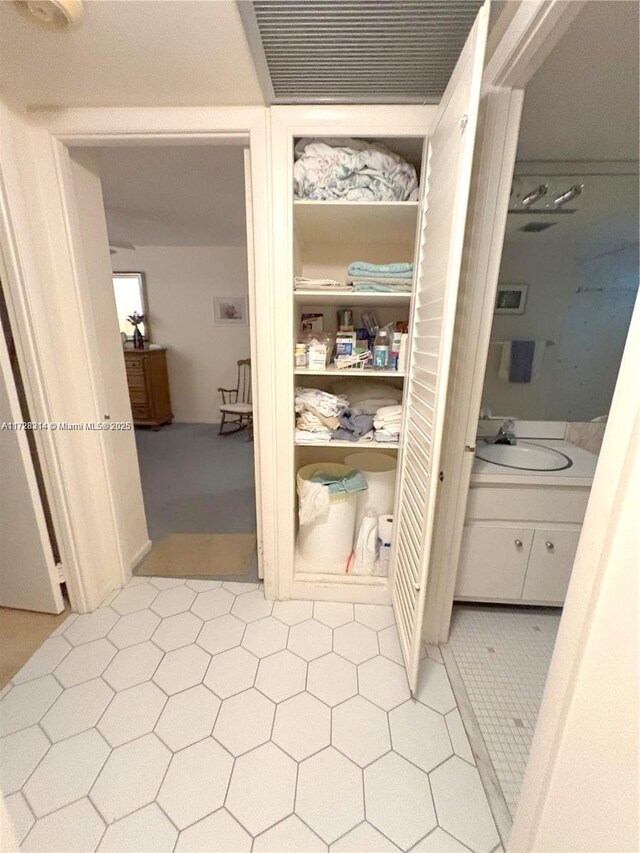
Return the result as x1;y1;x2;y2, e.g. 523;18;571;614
375;404;403;421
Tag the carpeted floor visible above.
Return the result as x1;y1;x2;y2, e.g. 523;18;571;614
0;603;70;689
134;423;258;582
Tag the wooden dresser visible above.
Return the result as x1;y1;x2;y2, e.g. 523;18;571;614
124;347;173;429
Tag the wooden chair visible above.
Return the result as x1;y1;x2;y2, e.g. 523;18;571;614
218;358;253;438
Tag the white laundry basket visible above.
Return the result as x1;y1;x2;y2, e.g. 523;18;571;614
296;463;359;573
343;451;397;542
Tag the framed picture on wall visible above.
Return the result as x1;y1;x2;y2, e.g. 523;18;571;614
213;296;247;326
495;283;528;314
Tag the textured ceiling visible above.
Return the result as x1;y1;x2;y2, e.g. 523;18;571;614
96;146;247;248
0;1;263;109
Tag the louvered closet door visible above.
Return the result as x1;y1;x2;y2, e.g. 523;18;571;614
392;3;489;693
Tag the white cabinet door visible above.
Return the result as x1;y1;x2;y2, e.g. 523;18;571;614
0;307;63;613
391;3;489;692
455;526;533;601
522;528;580;603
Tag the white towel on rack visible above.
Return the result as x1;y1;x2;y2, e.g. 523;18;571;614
498;341;547;383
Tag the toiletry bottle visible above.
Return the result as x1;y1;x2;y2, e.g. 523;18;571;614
373;325;391;369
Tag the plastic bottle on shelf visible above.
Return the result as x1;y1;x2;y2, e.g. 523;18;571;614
373;325;392;369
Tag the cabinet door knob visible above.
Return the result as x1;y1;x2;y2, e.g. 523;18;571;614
545;541;555;552
514;539;523;549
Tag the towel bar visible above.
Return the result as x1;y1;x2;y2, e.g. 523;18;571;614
490;339;554;346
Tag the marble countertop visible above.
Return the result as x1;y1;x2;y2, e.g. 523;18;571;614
471;439;598;487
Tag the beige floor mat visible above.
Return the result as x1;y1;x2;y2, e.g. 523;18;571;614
138;533;257;578
0;604;70;689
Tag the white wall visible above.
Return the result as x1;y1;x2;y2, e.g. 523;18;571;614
110;245;250;423
510;301;639;852
481;240;638;421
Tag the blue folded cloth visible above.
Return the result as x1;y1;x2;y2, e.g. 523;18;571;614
509;339;536;383
348;261;413;279
310;469;368;494
332;408;375;442
353;281;412;293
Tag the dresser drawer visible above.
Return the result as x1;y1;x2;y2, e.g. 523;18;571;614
126;371;147;391
128;388;149;405
125;355;144;372
131;404;151;420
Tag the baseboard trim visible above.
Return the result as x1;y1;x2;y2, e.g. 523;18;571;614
130;539;152;572
441;643;513;848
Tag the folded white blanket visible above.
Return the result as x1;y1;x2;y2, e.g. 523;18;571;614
374;423;401;436
295;277;352;291
375;404;403;421
295;428;332;444
295;387;347;418
297;412;330;433
374;430;400;443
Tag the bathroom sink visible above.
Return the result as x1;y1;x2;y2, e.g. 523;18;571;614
475;441;573;472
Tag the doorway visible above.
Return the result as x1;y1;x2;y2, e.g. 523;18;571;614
69;143;260;585
442;0;639;835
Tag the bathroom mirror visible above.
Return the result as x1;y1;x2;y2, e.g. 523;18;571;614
481;171;638;423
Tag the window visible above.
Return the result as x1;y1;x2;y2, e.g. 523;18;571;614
112;272;148;340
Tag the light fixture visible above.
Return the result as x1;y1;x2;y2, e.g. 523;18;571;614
13;0;83;31
553;184;583;208
521;184;548;208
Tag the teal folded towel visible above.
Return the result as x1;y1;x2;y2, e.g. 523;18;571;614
310;469;368;495
353;281;412;292
348;261;413;278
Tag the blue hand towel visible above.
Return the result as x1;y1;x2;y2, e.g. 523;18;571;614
509;339;536;383
348;261;413;278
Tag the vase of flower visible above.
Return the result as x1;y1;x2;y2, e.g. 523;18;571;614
127;312;145;350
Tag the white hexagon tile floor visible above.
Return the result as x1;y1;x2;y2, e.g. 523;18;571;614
0;577;502;853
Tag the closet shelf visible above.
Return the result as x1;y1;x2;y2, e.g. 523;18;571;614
295;438;399;450
295;367;405;378
294;290;412;307
294;200;419;245
294;549;390;589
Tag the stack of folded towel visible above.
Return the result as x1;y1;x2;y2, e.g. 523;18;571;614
294;276;353;292
347;262;413;293
294;387;378;444
373;404;402;443
295;387;348;444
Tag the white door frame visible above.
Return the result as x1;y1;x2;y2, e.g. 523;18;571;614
423;0;585;643
0;107;275;610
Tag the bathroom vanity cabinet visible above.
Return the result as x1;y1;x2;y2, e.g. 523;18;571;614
454;441;596;605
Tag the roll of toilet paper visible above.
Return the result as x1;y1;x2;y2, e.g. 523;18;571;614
378;514;394;545
377;514;394;577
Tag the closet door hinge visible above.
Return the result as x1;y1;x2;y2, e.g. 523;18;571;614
460;114;468;132
439;471;444;482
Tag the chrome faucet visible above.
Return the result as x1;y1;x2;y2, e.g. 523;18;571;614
486;418;517;445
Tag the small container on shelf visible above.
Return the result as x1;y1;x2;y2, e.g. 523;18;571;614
334;350;373;371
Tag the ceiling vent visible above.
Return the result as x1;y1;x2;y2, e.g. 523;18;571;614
519;222;558;233
237;0;483;104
